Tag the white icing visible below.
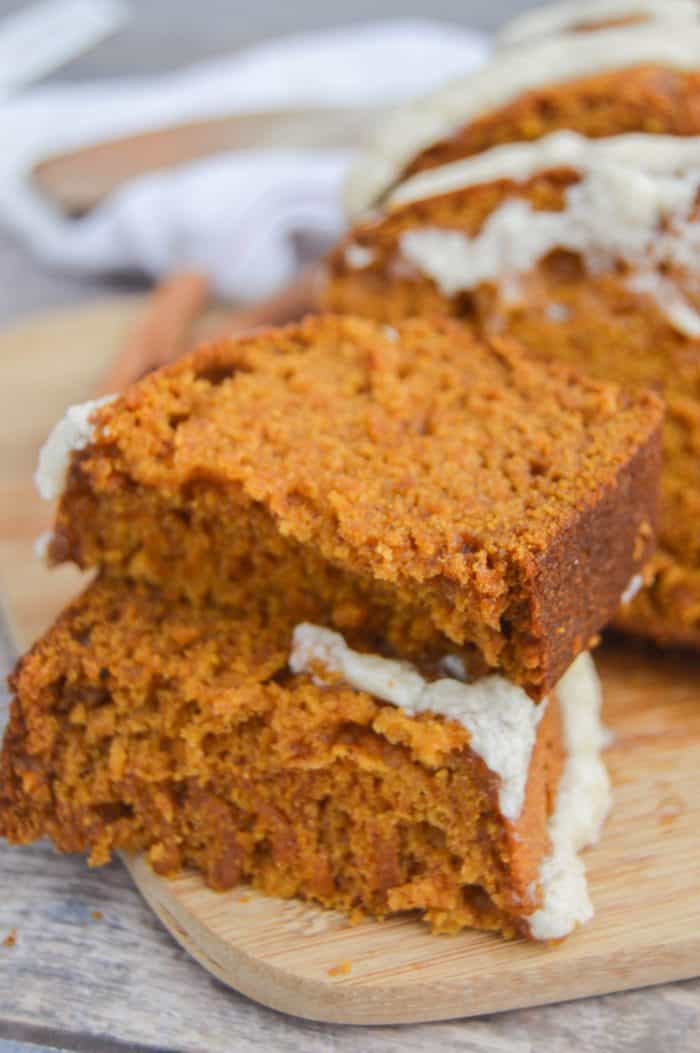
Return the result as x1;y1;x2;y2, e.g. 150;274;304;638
388;131;700;209
345;26;700;215
627;271;700;338
290;623;546;821
344;243;375;269
393;132;700;337
528;652;612;940
35;395;115;502
438;654;467;681
33;530;52;563
499;0;698;49
620;573;644;605
601;725;617;750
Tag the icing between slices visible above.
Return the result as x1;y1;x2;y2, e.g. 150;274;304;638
345;25;700;215
290;622;545;821
289;624;610;939
498;0;698;49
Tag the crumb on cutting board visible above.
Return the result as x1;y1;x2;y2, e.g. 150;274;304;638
3;928;17;948
328;960;352;977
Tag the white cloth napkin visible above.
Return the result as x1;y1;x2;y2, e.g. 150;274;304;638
0;20;488;301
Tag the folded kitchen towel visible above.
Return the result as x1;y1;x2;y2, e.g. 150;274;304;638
0;19;488;301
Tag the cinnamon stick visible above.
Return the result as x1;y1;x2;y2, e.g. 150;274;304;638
96;266;321;396
96;270;209;395
201;267;321;342
229;266;320;329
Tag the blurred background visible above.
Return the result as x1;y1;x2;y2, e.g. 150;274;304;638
0;0;534;323
1;1;536;74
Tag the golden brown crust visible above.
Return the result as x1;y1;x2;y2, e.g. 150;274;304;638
49;314;662;697
0;576;564;938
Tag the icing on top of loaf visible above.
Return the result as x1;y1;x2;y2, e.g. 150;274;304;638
498;0;698;49
386;132;700;337
388;130;700;208
345;26;700;216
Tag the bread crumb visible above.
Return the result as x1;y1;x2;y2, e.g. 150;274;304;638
3;928;17;948
328;960;352;977
237;895;251;904
91;910;103;921
657;793;685;826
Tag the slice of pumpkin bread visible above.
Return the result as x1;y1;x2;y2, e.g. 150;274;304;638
0;575;609;941
38;314;662;699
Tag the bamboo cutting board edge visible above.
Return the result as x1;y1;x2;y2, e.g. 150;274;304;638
122;849;700;1026
1;298;700;1025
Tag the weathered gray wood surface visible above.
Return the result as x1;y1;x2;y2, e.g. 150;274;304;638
1;1;699;1049
1;801;699;1053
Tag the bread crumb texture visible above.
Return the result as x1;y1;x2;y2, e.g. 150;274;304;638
0;576;565;939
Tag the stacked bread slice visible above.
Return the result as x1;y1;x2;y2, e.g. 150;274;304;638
0;315;663;940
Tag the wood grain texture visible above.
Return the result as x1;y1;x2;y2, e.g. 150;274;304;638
0;301;699;1037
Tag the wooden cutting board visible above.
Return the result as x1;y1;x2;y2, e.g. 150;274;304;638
1;299;699;1025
